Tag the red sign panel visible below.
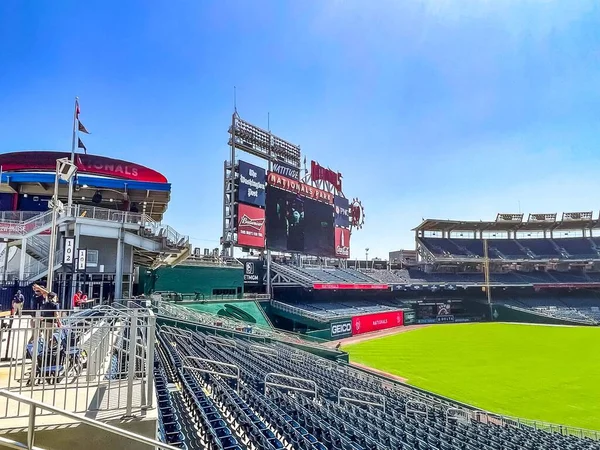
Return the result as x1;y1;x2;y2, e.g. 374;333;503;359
237;204;265;248
312;283;389;290
335;227;350;258
311;161;342;191
351;311;404;335
0;151;168;183
0;222;50;235
267;172;333;204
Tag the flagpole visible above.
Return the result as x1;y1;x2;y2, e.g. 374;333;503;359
67;97;79;212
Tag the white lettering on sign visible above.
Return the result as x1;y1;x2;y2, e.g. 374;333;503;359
63;238;75;265
331;322;352;336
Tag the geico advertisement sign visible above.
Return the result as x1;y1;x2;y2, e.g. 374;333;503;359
330;321;352;337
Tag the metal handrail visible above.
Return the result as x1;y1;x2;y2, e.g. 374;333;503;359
264;373;318;397
338;387;386;412
0;390;183;450
182;356;240;393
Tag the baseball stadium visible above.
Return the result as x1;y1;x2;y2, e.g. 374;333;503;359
0;110;599;450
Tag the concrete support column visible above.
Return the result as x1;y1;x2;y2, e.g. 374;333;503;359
19;238;27;281
115;227;124;300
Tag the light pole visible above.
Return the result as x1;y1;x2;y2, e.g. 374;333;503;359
46;158;78;294
365;247;369;270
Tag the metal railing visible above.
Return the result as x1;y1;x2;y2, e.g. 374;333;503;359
0;206;189;252
152;299;329;349
269;299;329;323
0;306;155;418
475;410;600;441
0;389;182;450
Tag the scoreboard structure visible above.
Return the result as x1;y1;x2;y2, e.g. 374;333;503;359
220;111;366;292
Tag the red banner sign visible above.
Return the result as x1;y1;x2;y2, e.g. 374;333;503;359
312;283;388;290
237;204;265;248
335;227;350;258
311;161;342;191
351;311;404;335
0;151;168;183
533;283;600;290
0;222;50;235
267;172;333;204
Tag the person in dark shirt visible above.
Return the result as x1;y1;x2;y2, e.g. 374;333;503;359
41;293;60;319
32;284;46;310
12;289;24;317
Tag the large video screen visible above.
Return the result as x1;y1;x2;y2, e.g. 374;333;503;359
266;186;334;256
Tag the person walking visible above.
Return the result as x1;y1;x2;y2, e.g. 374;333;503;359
12;289;24;317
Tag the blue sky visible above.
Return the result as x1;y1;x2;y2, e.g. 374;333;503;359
1;0;600;259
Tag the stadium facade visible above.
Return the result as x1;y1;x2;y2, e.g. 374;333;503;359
0;150;190;309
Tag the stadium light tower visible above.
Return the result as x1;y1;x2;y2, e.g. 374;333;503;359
365;247;369;269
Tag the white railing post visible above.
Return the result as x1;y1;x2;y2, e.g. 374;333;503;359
125;309;138;417
144;311;156;409
26;405;36;450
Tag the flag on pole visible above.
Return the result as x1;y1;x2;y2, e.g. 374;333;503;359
78;121;90;134
78;138;87;154
75;99;80;118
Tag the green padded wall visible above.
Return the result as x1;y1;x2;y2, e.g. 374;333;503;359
152;265;244;297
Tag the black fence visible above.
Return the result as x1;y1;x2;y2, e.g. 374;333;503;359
1;278;116;311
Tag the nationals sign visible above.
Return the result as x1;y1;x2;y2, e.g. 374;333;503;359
0;151;168;183
313;283;388;290
351;311;404;335
267;172;333;204
237;204;265;248
311;161;342;191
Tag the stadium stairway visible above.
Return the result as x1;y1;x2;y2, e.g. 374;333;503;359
155;326;600;450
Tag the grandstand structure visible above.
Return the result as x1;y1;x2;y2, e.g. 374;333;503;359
261;211;600;328
1;296;599;449
415;212;600;263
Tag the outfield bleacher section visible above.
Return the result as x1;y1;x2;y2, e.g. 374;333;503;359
419;236;600;260
496;295;600;325
271;299;403;321
359;268;600;286
155;324;600;450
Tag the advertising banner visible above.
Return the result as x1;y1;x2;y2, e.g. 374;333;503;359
237;160;266;207
267;172;333;205
266;185;334;256
0;222;51;236
237;204;266;248
311;160;342;191
313;283;389;290
403;310;416;325
272;161;300;180
334;227;350;258
240;259;265;286
351;311;404;335
330;320;353;338
334;196;350;228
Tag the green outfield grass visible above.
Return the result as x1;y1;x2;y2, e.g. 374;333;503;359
343;323;600;431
